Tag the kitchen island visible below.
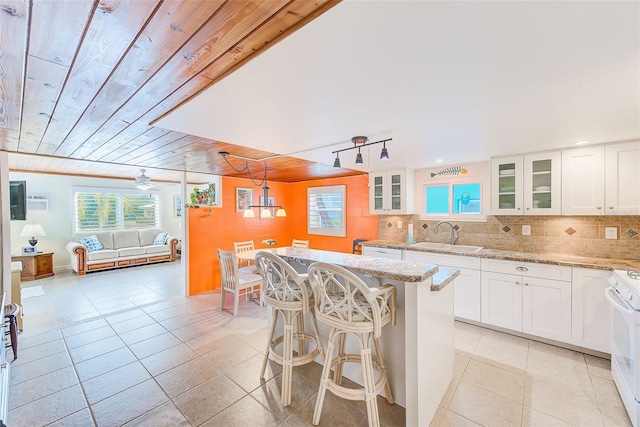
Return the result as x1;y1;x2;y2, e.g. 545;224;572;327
251;247;459;427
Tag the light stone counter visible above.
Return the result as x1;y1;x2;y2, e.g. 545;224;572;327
363;240;640;271
259;247;457;426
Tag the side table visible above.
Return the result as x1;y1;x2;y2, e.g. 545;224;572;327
11;252;54;281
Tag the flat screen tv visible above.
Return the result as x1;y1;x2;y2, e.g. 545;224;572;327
10;181;26;221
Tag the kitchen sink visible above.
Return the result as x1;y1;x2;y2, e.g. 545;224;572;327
411;242;484;253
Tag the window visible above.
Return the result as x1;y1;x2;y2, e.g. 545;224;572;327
423;180;485;220
73;187;160;233
308;185;346;237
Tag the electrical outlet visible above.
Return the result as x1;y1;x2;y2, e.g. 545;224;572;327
522;225;531;236
397;221;403;229
605;227;618;240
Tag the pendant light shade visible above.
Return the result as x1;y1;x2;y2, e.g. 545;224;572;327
355;148;363;164
380;142;389;161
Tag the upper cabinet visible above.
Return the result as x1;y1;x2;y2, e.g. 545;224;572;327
492;151;561;215
369;169;414;215
605;141;640;215
562;146;605;215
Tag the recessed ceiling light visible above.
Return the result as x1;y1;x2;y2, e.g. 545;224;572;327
435;158;444;163
574;140;590;145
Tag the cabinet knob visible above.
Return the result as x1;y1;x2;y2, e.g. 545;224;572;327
516;266;528;272
524;283;529;286
517;207;521;211
515;281;520;285
597;207;602;210
526;207;530;211
609;206;614;210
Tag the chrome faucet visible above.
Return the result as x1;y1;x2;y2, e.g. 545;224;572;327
433;221;459;245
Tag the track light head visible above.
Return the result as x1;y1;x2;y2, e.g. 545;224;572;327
333;154;341;168
380;145;389;161
355;148;363;164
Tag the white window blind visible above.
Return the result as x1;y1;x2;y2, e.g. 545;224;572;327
73;187;160;233
308;185;346;237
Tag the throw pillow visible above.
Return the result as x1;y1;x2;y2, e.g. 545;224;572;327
79;235;103;252
153;232;169;245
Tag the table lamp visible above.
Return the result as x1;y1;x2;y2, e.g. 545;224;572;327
20;223;46;246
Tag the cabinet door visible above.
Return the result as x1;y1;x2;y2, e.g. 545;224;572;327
388;171;406;213
481;271;522;331
605;141;640;215
454;269;482;322
370;172;387;214
492;156;523;215
571;268;611;353
523;151;561;215
561;146;605;215
522;277;571;343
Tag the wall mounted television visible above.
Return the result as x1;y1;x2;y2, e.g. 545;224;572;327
10;181;26;221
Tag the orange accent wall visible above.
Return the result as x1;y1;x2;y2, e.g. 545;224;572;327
187;175;378;294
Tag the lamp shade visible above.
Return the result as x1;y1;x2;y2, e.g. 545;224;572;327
20;224;46;238
243;208;255;218
275;208;287;217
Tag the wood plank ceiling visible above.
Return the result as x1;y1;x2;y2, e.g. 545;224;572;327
0;0;361;183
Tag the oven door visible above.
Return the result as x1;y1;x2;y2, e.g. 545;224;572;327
606;286;640;402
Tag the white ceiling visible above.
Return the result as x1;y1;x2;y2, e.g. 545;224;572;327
157;0;640;173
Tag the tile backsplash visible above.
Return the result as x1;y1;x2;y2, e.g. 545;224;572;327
378;215;640;260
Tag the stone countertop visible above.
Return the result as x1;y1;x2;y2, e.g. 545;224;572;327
264;247;459;289
362;240;640;271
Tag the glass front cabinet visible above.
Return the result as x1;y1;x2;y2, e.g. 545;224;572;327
492;151;561;215
369;169;414;214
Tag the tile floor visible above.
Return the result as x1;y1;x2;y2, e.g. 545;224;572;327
7;261;632;426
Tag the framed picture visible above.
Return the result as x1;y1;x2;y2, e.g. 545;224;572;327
21;246;36;255
174;196;182;217
236;187;253;212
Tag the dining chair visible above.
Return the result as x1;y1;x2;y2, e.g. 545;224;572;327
254;251;324;406
234;240;258;274
218;248;263;316
307;261;397;427
291;239;309;248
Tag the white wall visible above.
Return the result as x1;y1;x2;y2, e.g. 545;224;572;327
9;172;184;271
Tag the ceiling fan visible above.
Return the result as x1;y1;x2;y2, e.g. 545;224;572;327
134;169;154;190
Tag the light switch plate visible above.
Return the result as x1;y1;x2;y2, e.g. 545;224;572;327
397;221;403;229
605;227;618;240
522;225;531;236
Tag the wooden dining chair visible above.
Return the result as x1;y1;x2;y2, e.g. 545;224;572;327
218;248;263;316
234;240;258;274
291;239;309;248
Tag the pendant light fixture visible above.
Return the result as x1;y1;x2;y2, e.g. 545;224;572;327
332;136;392;167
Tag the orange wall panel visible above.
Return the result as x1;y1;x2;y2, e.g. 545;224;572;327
187;175;377;294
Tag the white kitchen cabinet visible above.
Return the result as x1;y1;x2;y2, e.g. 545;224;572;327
481;259;572;342
362;246;403;260
404;251;481;321
369;169;414;215
571;268;611;353
605;141;640;215
562;146;605;215
491;151;561;215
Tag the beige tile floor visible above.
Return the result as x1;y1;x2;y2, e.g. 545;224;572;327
8;261;632;426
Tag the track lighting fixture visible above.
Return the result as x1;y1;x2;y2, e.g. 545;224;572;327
331;137;392;167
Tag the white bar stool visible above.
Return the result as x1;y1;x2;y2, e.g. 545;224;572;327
307;261;397;427
255;251;325;407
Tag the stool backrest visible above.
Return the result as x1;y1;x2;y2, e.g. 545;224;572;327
255;251;311;312
217;249;240;290
291;239;309;248
307;262;396;337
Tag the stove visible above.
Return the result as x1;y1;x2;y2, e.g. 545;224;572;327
608;270;640;311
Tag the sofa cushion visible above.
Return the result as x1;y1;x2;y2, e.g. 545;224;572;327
113;230;140;249
144;245;169;255
75;231;114;250
79;235;103;252
87;249;119;261
153;232;169;245
139;228;164;247
118;247;146;257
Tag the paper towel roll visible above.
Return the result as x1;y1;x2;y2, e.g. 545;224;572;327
408;223;414;235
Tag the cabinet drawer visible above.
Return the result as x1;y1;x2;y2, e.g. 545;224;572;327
362;247;403;260
481;258;571;281
404;251;481;270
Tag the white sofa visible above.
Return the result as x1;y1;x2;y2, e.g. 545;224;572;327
66;228;178;275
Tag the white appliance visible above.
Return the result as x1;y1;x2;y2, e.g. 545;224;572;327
606;269;640;427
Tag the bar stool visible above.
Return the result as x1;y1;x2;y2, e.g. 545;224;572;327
307;262;396;427
255;251;324;407
4;303;20;360
352;239;367;255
